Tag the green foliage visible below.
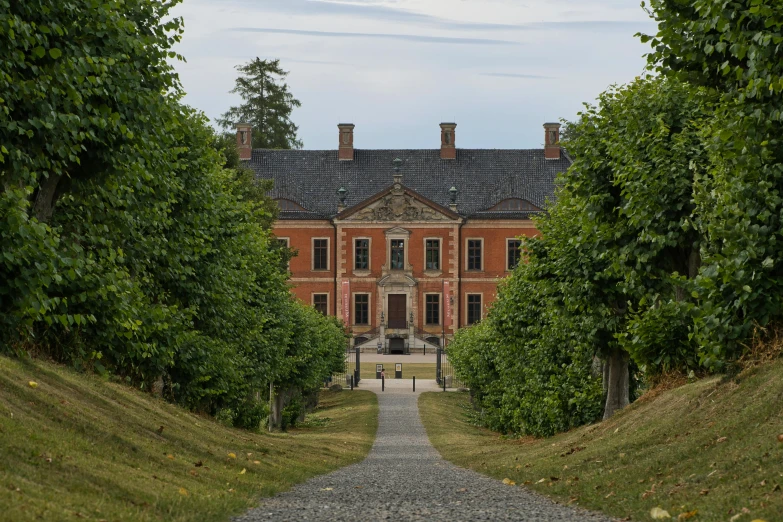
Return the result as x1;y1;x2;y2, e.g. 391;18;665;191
643;0;783;368
0;0;347;431
217;58;303;149
450;77;711;434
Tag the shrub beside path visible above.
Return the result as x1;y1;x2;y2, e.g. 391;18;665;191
236;380;612;521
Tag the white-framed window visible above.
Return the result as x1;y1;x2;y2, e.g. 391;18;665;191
312;237;330;271
353;293;370;325
507;238;522;270
466;238;483;271
424;293;441;326
354;237;371;271
424;238;441;271
312;293;329;315
466;293;482;325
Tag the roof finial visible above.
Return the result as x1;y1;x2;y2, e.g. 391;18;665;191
392;158;403;184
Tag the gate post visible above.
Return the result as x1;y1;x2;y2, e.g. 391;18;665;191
436;347;442;385
355;347;361;383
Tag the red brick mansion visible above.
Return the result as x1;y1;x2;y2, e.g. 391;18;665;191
240;122;570;353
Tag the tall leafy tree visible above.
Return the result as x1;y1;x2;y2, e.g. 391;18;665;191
217;58;303;149
642;0;783;366
450;77;711;428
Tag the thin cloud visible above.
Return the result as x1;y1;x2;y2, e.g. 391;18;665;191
482;72;556;80
230;0;527;32
228;27;522;46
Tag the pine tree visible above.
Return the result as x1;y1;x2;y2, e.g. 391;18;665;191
217;58;303;149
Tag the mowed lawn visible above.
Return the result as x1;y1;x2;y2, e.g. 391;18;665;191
419;359;783;522
0;356;378;522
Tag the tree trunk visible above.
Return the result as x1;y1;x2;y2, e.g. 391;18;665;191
688;248;701;279
269;382;281;431
603;349;630;420
32;173;63;223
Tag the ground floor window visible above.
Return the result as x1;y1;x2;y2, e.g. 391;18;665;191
507;239;522;270
313;294;328;315
425;294;440;325
354;294;369;325
467;294;482;325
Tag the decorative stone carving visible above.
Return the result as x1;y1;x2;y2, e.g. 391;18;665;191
351;190;451;222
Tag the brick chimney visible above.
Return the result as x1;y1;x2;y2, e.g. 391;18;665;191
236;123;252;161
440;123;457;160
544;122;561;160
338;123;355;161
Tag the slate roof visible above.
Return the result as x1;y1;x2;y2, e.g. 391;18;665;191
244;148;571;220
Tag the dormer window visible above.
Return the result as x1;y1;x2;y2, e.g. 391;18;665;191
277;199;307;211
489;199;541;212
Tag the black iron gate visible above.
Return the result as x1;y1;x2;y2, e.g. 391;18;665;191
330;346;361;387
436;346;463;389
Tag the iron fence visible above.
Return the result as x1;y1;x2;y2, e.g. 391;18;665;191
329;346;360;387
436;346;465;389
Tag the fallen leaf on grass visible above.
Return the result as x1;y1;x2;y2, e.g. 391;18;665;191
166;454;174;460
28;381;38;388
189;470;198;477
502;478;516;486
716;436;728;443
677;510;697;520
650;507;671;519
605;492;615;499
227;453;236;459
699;489;710;495
253;460;261;465
750;520;768;522
194;461;203;467
178;487;188;496
537;478;547;484
777;434;783;443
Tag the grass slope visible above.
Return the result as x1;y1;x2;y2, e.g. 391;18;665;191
0;356;378;522
420;360;783;522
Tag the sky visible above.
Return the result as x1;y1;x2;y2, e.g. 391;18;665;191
170;0;658;150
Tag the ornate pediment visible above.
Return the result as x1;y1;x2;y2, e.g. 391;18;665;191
345;183;454;222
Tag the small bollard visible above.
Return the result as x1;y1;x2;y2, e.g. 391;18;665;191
350;375;354;390
413;376;416;392
443;375;446;392
382;374;385;392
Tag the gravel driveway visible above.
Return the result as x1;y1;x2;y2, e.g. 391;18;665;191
235;383;613;521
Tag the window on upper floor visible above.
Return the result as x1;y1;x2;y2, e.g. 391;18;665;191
425;239;440;271
467;239;482;271
313;239;329;270
355;239;369;270
507;239;522;270
390;239;405;270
